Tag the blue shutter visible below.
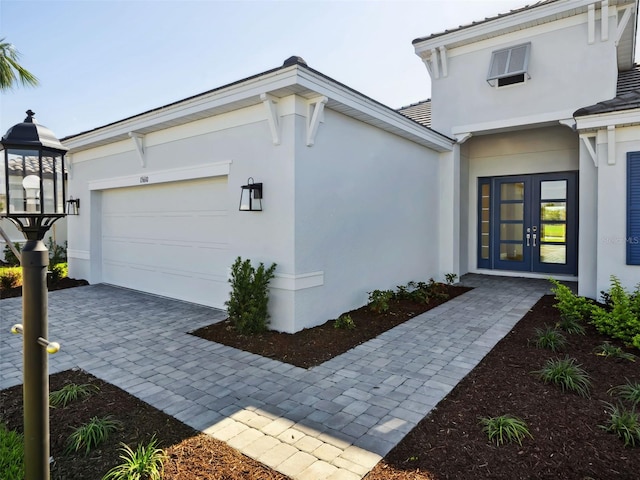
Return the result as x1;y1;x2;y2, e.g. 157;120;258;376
628;153;640;265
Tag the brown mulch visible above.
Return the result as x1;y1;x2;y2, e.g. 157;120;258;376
192;285;472;368
2;288;639;479
0;277;89;299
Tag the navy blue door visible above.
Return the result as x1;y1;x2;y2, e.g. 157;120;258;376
490;172;577;275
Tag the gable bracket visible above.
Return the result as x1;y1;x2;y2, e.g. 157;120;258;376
615;4;633;46
607;125;616;165
580;133;598;167
260;93;281;145
601;0;609;42
306;96;328;147
128;132;146;168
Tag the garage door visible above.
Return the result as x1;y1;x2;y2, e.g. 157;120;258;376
101;177;229;308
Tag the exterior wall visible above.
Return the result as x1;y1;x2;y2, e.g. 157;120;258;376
68;102;296;322
430;13;618;135
591;125;640;296
465;126;580;273
291;107;442;330
67;94;445;333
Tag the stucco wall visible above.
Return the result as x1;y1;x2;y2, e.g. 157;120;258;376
66;95;445;333
592;125;640;296
291;108;442;330
465;126;580;273
430;14;618;135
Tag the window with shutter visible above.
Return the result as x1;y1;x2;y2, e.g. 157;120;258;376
487;43;531;87
628;152;640;265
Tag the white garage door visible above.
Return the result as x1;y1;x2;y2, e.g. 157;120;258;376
101;177;229;308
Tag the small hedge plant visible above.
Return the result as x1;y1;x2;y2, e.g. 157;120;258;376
225;257;276;335
549;278;592;321
591;276;640;350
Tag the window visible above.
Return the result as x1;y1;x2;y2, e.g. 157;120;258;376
487;43;531;87
628;152;640;265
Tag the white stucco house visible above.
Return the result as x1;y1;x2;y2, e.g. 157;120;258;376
61;0;639;333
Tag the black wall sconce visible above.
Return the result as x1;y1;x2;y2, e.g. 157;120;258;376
66;196;80;216
239;177;263;211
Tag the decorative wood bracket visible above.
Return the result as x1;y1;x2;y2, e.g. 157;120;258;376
306;96;328;147
580;134;598;167
455;132;472;144
260;93;281;145
615;4;633;46
128;132;146;168
66;153;74;179
588;4;596;44
438;46;448;78
607;125;616;165
601;0;609;41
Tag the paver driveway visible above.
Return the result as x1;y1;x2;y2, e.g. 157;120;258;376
1;275;553;479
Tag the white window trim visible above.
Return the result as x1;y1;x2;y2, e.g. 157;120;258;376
487;42;531;87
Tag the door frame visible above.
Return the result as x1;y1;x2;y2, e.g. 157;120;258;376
477;171;578;275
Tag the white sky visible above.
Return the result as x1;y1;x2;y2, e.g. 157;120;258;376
0;0;635;138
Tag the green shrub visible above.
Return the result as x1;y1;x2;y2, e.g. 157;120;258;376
50;383;99;408
591;277;640;349
334;314;356;330
65;416;121;455
46;238;67;264
533;356;592;397
102;435;166;480
445;273;458;285
599;403;640;447
609;380;640;408
225;257;276;335
2;242;21;266
531;326;567;352
479;415;533;446
549;278;592;321
594;342;636;362
368;289;394;313
49;262;68;285
0;422;24;480
0;268;21;290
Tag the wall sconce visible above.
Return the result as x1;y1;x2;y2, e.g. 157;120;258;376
66;196;80;216
239;178;263;211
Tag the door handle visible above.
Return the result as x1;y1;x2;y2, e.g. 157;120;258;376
533;233;537;247
532;226;537;247
526;233;530;247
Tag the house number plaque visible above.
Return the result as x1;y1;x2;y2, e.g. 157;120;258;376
140;176;149;184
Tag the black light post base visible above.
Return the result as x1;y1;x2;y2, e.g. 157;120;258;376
21;239;51;480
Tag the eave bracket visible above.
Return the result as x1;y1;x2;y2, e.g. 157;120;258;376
307;96;328;147
128;132;146;168
260;93;281;145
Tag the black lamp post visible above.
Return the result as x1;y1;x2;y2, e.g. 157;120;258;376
1;110;68;480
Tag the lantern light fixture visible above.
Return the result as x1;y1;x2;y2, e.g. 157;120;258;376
239;177;263;211
0;110;68;480
66;196;80;216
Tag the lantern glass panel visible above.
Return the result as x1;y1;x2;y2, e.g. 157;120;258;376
0;160;5;215
55;154;64;213
7;149;40;214
41;154;62;214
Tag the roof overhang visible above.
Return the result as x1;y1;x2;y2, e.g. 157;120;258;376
574;107;640;130
63;64;454;155
413;0;637;71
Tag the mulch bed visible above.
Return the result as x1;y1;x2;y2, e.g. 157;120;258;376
192;285;471;368
0;277;89;299
364;295;640;480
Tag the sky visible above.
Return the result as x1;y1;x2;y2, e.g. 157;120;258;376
0;0;635;139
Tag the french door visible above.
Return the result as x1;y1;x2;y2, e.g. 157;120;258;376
478;172;577;275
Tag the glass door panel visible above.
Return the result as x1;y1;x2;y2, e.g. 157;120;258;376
494;179;530;271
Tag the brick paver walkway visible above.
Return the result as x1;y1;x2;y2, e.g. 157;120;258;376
0;274;553;479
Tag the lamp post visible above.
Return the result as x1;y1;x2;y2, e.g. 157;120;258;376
1;110;68;480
